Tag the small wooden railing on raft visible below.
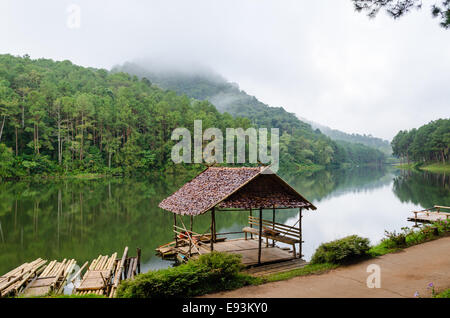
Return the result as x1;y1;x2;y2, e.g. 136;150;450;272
411;205;450;224
243;216;302;258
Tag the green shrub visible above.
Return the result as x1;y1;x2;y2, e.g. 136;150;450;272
435;289;450;298
310;235;371;265
382;227;410;248
116;252;249;298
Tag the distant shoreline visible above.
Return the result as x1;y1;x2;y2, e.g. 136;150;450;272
394;162;450;173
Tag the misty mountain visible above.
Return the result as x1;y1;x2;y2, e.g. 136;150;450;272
113;60;387;170
114;61;316;133
299;118;392;155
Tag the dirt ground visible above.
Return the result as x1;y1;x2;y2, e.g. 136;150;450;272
205;236;450;298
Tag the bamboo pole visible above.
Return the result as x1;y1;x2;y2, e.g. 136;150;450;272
258;208;262;265
298;208;302;259
249;208;253;239
109;247;128;298
272;206;276;247
0;259;47;296
210;210;214;252
55;259;76;294
70;261;88;284
174;214;178;248
136;248;141;274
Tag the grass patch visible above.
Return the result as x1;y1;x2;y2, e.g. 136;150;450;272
394;162;450;173
262;263;338;283
394;163;417;170
368;240;402;257
370;221;450;257
434;289;450;298
420;162;450;173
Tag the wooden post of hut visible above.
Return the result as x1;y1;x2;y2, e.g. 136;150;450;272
210;208;216;251
258;207;263;264
174;214;178;248
249;208;253;240
272;206;276;247
212;207;216;243
137;248;141;274
299;208;302;258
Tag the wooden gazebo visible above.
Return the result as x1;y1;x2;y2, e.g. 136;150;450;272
158;166;316;266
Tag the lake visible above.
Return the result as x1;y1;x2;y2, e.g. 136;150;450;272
0;166;449;275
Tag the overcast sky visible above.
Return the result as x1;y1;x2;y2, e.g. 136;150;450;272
1;0;449;140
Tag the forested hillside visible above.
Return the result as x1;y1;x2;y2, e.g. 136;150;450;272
301;118;392;155
0;55;386;179
391;119;450;164
115;61;386;171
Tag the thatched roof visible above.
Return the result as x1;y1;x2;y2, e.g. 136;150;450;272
159;166;316;215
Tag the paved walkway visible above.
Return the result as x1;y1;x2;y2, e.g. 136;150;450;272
206;236;450;298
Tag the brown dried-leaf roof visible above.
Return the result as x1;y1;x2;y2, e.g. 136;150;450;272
159;166;316;215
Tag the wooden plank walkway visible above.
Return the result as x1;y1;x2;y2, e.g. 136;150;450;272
407;213;449;223
177;238;295;266
243;258;307;277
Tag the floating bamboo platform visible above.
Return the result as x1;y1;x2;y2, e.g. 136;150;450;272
22;259;77;297
158;237;297;267
0;247;141;298
243;258;307;277
74;247;141;298
0;258;47;297
74;252;117;297
408;205;450;225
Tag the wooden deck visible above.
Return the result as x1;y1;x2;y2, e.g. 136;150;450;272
408;213;450;224
177;238;296;266
243;258;307;277
408;206;450;224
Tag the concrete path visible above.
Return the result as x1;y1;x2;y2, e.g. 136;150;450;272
206;236;450;298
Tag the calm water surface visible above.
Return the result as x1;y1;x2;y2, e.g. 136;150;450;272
0;166;449;275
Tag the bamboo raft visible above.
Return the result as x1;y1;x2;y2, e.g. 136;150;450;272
74;247;141;298
74;252;118;297
22;259;77;297
0;258;47;297
0;247;141;298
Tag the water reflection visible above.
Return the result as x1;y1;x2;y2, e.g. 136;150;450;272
0;166;448;273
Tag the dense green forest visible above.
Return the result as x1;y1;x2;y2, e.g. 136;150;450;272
0;54;385;179
0;54;252;178
301;118;392;155
391;119;450;165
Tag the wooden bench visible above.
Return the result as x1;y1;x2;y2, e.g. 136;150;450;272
243;216;302;258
